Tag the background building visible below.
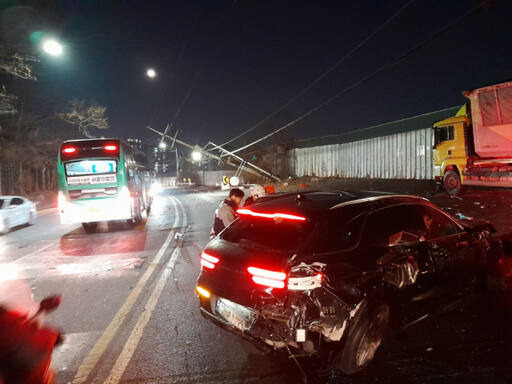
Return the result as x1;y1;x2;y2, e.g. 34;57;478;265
287;107;460;180
126;138;143;152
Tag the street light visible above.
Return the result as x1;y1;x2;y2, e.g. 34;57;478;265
146;68;156;78
42;39;63;56
159;141;167;149
229;176;240;187
191;150;202;162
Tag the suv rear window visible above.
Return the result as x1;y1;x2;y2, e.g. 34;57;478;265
315;212;367;254
221;218;312;253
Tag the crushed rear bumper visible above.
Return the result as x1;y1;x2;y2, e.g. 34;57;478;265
196;283;363;355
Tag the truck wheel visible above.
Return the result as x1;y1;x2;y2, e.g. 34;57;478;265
333;302;389;375
443;170;462;195
82;222;97;234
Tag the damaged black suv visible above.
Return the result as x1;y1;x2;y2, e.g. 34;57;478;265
196;191;506;374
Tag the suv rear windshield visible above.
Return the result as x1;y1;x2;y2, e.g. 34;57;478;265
221;217;312;253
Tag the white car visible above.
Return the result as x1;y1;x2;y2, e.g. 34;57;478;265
0;196;37;234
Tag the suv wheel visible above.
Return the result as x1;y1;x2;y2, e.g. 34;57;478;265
334;302;389;375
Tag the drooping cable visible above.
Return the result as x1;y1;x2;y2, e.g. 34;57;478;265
226;1;484;155
211;0;417;151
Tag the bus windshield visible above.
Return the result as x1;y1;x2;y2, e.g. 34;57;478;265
65;159;117;176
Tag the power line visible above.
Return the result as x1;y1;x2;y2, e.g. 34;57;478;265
148;2;237;136
170;73;197;127
147;37;191;126
226;1;484;156
211;0;417;151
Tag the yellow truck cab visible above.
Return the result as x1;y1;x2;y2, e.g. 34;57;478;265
432;106;470;194
433;81;512;195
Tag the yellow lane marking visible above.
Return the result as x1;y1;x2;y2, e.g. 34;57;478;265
104;244;182;383
104;196;187;384
71;229;176;384
104;195;187;383
37;208;58;216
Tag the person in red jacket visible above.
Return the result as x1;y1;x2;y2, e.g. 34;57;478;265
0;306;60;384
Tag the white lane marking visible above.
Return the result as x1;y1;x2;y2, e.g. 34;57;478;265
171;195;188;228
104;195;187;383
5;256;145;281
169;195;180;228
71;228;177;384
10;241;58;265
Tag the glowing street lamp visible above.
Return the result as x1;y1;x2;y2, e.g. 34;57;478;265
159;141;167;149
191;150;202;162
146;68;156;78
42;39;63;56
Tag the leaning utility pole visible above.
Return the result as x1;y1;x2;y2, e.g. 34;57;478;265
146;126;280;181
203;140;279;181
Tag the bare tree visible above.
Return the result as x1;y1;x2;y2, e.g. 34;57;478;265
0;45;38;117
0;86;18;116
0;43;38;194
57;99;109;138
0;51;38;81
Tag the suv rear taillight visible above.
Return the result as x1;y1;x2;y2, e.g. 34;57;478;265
201;252;219;270
247;266;287;289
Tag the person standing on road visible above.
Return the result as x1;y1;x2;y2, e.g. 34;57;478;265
209;188;245;239
243;184;266;207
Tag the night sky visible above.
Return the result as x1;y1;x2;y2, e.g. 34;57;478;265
3;0;512;147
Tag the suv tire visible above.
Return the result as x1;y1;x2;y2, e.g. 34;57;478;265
334;302;389;374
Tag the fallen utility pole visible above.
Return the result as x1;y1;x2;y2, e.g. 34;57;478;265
146;126;280;181
160;123;170;145
204;141;280;182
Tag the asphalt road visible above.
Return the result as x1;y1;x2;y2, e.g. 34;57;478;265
1;188;512;384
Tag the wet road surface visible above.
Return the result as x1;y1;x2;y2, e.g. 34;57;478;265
2;188;512;383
